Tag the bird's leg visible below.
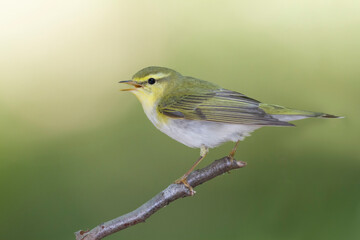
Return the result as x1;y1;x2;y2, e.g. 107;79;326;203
228;140;240;162
175;146;209;194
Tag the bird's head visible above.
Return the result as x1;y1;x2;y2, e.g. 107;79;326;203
119;66;181;105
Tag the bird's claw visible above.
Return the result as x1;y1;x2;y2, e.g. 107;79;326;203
174;177;195;195
227;151;236;162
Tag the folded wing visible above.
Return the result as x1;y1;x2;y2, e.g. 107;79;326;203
158;89;294;126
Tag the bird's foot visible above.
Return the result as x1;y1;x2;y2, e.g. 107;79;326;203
227;151;236;162
174;177;195;195
227;140;240;162
227;148;238;163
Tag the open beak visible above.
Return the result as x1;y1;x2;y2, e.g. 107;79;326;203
119;80;142;91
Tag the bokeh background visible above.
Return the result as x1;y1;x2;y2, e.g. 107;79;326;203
1;1;359;239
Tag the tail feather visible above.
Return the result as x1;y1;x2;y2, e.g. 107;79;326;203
319;113;343;119
260;103;343;122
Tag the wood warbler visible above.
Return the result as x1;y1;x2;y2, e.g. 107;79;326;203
119;66;341;191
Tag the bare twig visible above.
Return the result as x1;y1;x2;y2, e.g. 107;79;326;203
75;157;246;240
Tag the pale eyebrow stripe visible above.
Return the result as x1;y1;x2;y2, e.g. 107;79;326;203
137;72;171;81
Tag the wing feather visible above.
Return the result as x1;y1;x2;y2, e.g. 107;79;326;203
158;89;293;126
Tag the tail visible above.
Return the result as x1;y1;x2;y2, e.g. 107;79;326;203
260;103;343;122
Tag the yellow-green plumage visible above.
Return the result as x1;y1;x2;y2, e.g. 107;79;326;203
120;66;341;149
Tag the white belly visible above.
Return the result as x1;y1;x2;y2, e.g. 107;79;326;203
160;119;260;148
143;106;260;149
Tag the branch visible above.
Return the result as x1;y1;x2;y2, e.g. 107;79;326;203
75;156;246;240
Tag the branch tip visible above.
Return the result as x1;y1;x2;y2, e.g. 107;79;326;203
236;160;247;167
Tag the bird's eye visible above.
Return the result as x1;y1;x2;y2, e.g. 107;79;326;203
148;78;156;85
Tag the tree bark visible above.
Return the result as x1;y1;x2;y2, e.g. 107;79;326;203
75;157;246;240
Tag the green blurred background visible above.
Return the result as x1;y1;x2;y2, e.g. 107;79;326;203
1;1;359;239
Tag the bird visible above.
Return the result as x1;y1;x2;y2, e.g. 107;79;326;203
119;66;341;191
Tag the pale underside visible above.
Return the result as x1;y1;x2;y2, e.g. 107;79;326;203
159;117;260;148
143;104;278;149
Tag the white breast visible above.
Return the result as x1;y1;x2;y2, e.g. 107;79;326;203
143;105;260;149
